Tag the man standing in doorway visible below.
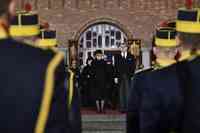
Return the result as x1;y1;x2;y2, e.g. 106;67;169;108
115;44;136;112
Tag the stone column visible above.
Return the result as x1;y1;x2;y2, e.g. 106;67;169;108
141;42;152;70
68;40;78;66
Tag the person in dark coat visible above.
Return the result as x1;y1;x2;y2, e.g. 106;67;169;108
115;45;136;112
105;54;117;109
0;1;69;132
92;50;107;113
175;6;200;133
80;57;94;107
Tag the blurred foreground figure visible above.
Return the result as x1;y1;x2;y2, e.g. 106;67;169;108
67;60;82;133
175;3;200;133
0;1;69;133
127;26;184;133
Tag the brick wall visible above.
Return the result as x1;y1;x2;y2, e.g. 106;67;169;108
16;0;198;48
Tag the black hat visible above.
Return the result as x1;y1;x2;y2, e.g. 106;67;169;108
155;27;178;47
167;21;176;28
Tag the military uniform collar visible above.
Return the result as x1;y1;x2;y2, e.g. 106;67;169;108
135;67;153;74
155;58;176;69
188;49;200;61
0;20;9;39
180;50;192;61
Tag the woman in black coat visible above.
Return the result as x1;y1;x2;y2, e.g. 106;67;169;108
91;50;107;113
80;57;94;107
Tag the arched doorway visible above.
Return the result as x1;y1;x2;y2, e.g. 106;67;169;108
78;23;128;66
76;22;131;133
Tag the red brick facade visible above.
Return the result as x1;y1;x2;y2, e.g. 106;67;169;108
16;0;199;48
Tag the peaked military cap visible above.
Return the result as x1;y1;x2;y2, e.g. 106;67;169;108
9;5;39;37
155;27;177;47
177;8;200;33
36;29;57;48
167;21;176;28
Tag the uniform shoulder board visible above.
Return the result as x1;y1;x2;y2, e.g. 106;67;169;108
21;40;48;51
135;67;154;75
15;40;64;57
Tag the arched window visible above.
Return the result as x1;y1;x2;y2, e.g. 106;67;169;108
79;23;127;65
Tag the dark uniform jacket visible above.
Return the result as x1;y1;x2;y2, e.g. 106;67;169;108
181;56;200;133
67;69;82;133
127;62;185;133
138;64;184;133
0;37;69;133
127;68;153;133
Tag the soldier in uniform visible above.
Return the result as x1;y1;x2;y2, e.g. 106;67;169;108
67;60;82;133
0;0;69;133
175;3;200;133
127;67;153;133
139;28;184;133
127;27;184;133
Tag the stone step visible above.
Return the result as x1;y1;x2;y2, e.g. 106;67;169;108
82;114;126;122
82;131;123;133
82;130;126;133
82;114;126;133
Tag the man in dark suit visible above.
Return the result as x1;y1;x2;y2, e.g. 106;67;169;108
0;0;69;133
115;45;136;112
175;6;200;133
105;54;117;109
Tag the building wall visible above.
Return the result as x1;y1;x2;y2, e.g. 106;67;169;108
15;0;198;48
